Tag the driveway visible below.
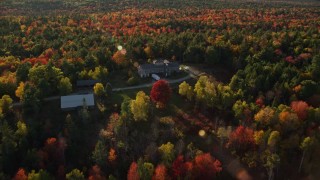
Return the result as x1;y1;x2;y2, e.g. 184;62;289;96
112;74;192;91
12;74;193;107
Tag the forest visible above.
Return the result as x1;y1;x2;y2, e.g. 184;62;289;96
0;0;320;179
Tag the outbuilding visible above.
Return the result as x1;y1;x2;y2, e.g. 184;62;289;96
76;80;100;87
60;94;95;110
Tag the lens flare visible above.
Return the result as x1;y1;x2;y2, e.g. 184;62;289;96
199;130;206;137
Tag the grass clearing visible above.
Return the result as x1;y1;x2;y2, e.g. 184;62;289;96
166;71;189;80
109;87;152;106
108;71;154;88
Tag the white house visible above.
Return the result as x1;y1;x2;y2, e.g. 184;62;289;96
138;59;180;78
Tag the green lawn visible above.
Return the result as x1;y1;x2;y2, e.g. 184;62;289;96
108;71;153;88
108;71;130;88
166;71;189;80
108;70;190;89
109;87;152;106
109;85;192;115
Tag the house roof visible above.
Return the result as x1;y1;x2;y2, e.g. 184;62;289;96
139;60;179;70
153;59;164;65
76;80;99;87
164;59;170;64
139;64;164;69
166;62;180;67
61;94;95;109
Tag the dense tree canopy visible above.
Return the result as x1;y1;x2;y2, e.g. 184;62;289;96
0;0;319;179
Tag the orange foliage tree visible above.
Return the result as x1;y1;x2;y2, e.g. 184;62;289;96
290;101;309;120
227;126;255;152
13;168;28;180
127;162;140;180
152;164;168;180
112;50;127;65
108;148;117;163
88;165;105;180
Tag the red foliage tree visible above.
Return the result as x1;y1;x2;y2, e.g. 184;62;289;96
172;155;188;179
193;153;222;180
22;57;48;65
255;97;264;108
44;137;61;161
39;137;66;170
227;126;255;152
127;162;140;180
152;164;168;180
13;168;28;180
150;80;172;108
88;165;105;180
38;138;58;169
291;101;309;120
184;161;193;175
45;137;57;149
43;48;54;59
285;56;295;64
172;155;184;178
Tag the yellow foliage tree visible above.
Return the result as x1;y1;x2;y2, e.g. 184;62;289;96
130;91;150;121
16;121;28;139
93;83;105;97
179;81;194;101
15;82;25;101
88;66;108;81
144;46;153;59
58;77;72;95
0;95;13;114
194;76;209;102
158;142;174;166
254;130;265;145
254;107;276;126
268;131;280;148
194;76;219;107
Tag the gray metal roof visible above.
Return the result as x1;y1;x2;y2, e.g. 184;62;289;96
166;62;180;67
139;60;179;70
153;59;164;65
61;94;95;109
139;64;164;69
76;80;100;87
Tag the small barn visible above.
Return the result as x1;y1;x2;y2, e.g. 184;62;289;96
61;94;95;110
76;80;100;87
